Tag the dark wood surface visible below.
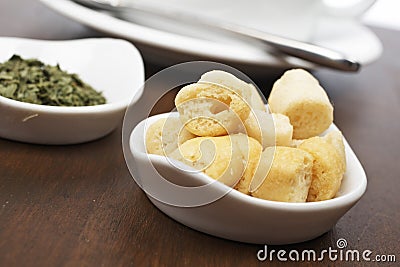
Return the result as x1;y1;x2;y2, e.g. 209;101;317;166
0;0;399;266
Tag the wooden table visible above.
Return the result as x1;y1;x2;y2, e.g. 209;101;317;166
0;0;399;266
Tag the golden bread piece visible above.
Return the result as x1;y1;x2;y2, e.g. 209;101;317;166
199;70;266;111
175;83;250;136
244;111;293;148
145;117;196;156
291;139;304;148
232;135;263;195
250;146;313;203
270;113;293;147
268;69;333;139
169;135;247;187
249;84;266;111
298;133;345;201
323;131;346;171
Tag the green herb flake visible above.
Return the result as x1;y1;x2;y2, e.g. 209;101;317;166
0;55;106;106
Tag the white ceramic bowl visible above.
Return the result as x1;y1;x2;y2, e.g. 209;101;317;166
0;37;144;144
129;112;367;245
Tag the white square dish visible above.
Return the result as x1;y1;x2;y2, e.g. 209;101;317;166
0;37;144;144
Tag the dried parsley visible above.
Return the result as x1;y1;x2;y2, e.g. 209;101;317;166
0;55;106;106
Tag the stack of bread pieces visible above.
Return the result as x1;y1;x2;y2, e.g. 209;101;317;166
145;69;346;203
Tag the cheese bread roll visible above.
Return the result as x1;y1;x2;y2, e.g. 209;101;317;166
244;111;293;148
298;132;345;202
268;69;333;139
169;135;246;187
250;146;313;203
199;70;266;111
145;117;196;156
291;139;304;148
175;70;267;137
323;131;346;171
232;135;263;195
175;83;250;136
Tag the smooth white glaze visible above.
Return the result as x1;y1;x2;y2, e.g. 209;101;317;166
0;37;144;144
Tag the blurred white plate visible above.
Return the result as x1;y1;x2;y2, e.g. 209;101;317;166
40;0;382;69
